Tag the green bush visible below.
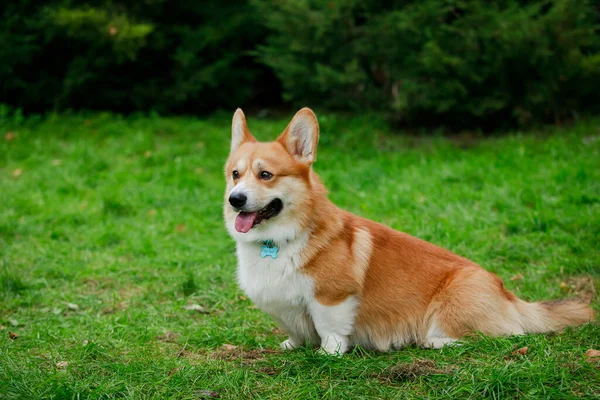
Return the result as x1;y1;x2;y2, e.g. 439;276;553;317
1;0;599;128
256;0;600;128
0;0;279;114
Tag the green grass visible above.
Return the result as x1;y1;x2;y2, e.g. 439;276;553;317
1;111;599;399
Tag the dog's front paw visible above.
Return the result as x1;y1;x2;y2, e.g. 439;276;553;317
316;334;348;355
316;346;344;356
280;339;298;351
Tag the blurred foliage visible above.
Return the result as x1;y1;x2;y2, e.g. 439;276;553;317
0;0;279;114
256;0;600;129
1;0;599;128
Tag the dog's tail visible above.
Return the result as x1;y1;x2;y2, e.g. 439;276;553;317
516;299;595;333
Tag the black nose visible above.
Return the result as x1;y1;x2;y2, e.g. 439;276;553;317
229;193;247;208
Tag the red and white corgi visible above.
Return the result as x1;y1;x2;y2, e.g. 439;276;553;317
223;108;594;354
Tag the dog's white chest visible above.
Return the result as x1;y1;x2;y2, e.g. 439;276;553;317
236;238;313;313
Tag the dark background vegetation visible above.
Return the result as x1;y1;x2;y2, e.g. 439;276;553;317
1;0;599;129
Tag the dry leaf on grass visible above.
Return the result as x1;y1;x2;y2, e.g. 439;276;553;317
12;169;22;178
510;273;524;281
168;367;183;376
157;331;180;343
196;390;219;399
8;331;18;340
221;344;238;351
585;349;600;363
512;346;529;355
56;361;68;369
67;303;79;311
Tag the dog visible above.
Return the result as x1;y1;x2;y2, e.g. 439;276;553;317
223;108;595;354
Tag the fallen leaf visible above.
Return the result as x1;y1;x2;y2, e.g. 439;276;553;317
56;361;68;369
196;390;219;399
51;159;62;166
5;132;15;141
8;331;18;340
175;224;186;233
239;295;247;301
12;169;22;178
512;346;528;355
184;304;209;314
168;366;183;376
559;282;568;289
221;344;238;351
510;273;524;281
67;303;79;311
585;348;600;363
82;340;89;346
108;26;118;36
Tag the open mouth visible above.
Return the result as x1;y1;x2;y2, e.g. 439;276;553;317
234;198;283;233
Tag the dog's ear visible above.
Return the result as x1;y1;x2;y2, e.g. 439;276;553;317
277;108;319;164
231;108;256;153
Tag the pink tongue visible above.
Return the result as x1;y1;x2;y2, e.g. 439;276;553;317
235;212;258;233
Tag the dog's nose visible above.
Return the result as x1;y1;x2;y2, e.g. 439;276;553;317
229;193;247;209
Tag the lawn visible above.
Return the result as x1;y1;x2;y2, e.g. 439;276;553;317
1;111;599;399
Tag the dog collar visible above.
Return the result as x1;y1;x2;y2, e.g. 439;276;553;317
260;240;279;259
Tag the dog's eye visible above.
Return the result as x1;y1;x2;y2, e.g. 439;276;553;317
232;170;240;180
260;171;273;180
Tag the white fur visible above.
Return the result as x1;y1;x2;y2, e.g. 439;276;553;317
309;296;359;354
236;229;361;354
236;231;320;348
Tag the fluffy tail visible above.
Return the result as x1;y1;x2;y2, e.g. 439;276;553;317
516;299;595;333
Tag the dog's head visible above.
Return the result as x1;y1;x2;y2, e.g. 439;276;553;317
223;108;320;243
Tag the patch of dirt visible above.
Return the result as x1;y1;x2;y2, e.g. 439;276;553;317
561;276;597;303
374;359;454;383
179;344;280;365
157;331;180;343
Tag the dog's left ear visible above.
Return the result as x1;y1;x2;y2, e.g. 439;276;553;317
277;108;319;164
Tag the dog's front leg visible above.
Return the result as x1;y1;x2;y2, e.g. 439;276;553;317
272;310;320;350
309;296;359;355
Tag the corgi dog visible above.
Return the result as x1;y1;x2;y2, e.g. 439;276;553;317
223;108;595;354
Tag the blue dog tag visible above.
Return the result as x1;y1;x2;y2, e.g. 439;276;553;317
261;240;279;259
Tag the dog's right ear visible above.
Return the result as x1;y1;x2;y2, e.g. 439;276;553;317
231;108;256;153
